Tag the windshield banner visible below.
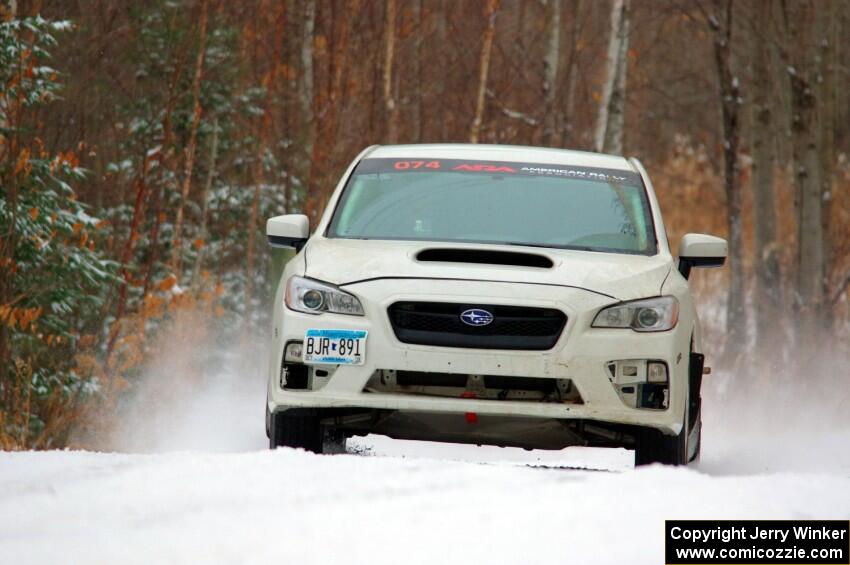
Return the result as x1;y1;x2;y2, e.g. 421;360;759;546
354;158;643;186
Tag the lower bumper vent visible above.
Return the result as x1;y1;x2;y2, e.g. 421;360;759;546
364;370;583;404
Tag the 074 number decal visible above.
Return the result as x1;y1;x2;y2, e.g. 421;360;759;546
393;160;441;170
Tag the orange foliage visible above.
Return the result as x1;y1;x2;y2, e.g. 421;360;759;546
0;305;43;332
14;148;31;177
157;274;177;292
50;150;80;172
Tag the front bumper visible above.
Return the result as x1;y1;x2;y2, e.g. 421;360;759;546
268;279;691;435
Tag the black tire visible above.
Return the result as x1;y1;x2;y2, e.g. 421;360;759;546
634;424;688;466
321;428;347;454
686;350;704;463
687;406;702;463
634;350;703;466
269;410;322;452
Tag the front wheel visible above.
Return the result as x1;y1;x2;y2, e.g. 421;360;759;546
633;407;701;466
635;390;702;465
634;349;703;466
634;423;688;466
269;410;322;452
269;410;347;454
686;406;701;463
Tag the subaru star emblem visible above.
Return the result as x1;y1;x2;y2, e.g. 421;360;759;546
460;308;494;327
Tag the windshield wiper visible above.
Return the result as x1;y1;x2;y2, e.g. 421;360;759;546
504;242;602;252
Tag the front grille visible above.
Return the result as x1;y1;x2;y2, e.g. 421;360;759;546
387;302;566;350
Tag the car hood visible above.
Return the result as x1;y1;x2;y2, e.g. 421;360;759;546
303;238;672;301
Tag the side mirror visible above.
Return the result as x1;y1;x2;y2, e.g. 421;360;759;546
677;233;727;279
266;214;309;251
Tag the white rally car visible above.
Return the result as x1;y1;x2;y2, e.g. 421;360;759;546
265;144;726;465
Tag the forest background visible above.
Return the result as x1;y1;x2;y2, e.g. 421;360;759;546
1;0;848;448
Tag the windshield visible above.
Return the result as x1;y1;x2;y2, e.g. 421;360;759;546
327;158;656;255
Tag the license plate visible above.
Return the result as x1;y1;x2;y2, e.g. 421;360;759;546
303;329;367;365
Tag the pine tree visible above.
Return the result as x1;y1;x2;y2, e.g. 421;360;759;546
0;14;115;446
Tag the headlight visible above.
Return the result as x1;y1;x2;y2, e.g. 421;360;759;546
592;296;679;332
285;276;365;316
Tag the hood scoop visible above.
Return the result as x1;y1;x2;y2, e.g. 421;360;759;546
416;248;553;269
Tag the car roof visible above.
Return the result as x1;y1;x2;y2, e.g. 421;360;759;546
365;143;636;172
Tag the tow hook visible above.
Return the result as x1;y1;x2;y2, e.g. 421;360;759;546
460;391;478;424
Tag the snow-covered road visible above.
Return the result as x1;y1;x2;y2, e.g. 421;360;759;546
3;430;850;564
2;342;849;564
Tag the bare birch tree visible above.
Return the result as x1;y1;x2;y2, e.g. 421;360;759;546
816;0;838;326
560;0;583;148
542;0;561;146
383;0;398;143
707;0;746;350
595;0;629;154
782;1;825;339
298;0;316;194
434;0;448;141
470;0;499;144
412;0;423;141
749;0;781;351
